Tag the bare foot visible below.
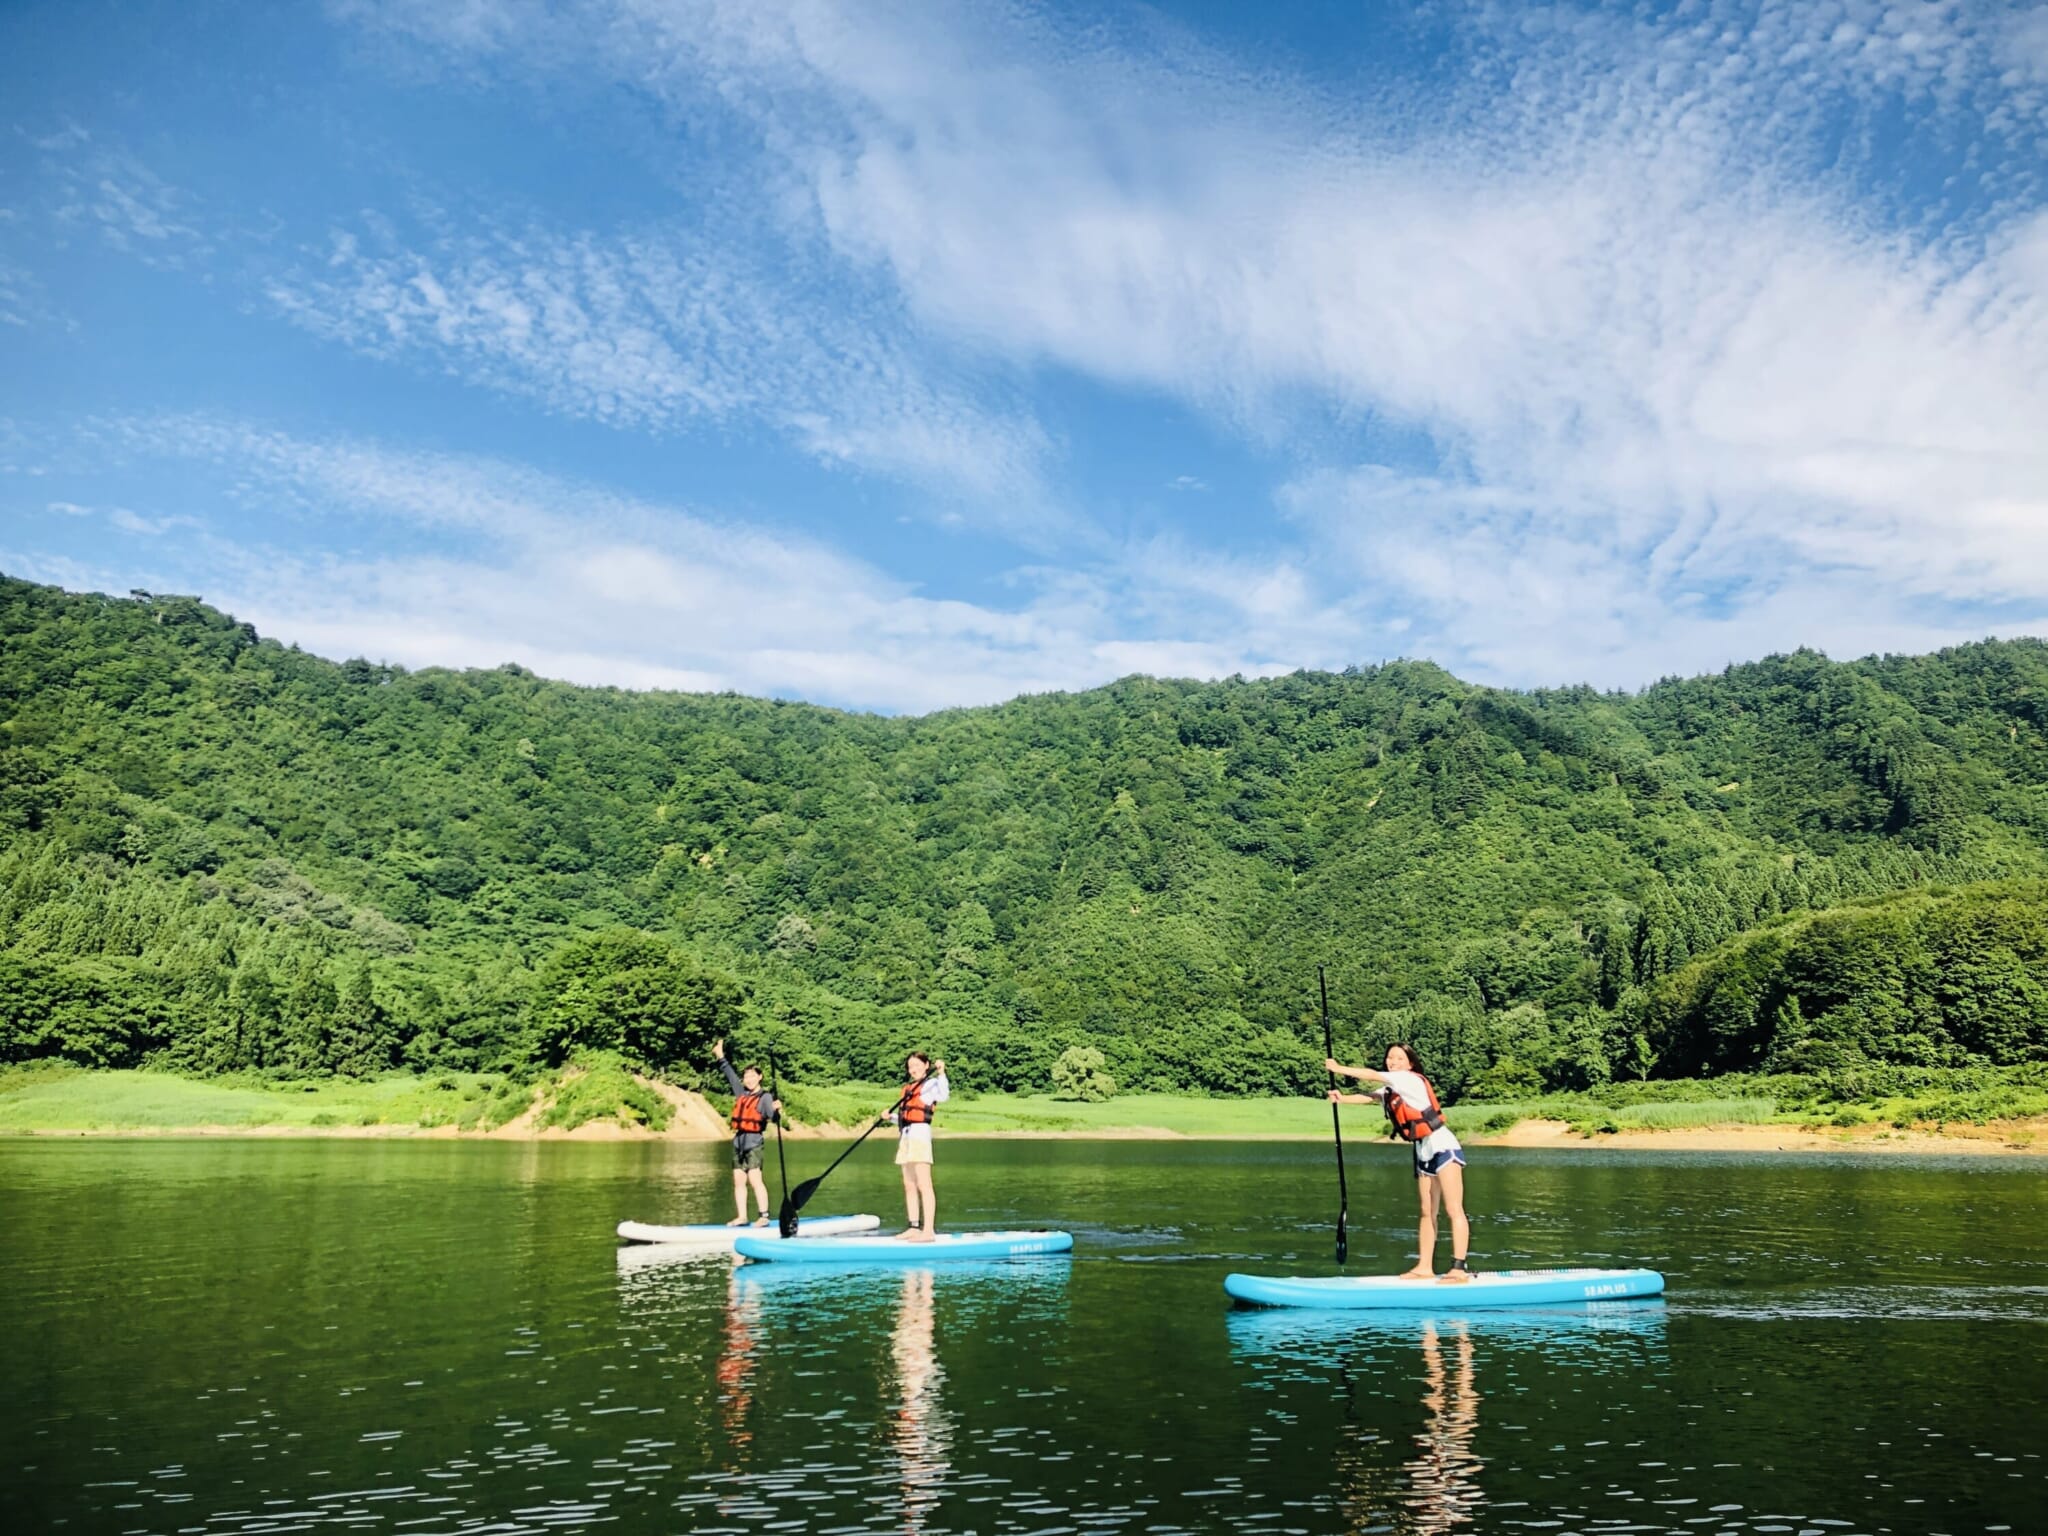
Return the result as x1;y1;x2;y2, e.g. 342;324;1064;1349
725;1217;748;1227
1397;1266;1434;1280
1438;1268;1473;1284
894;1227;923;1241
902;1229;936;1243
752;1216;771;1227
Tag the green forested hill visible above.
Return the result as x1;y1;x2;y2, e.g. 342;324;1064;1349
4;573;2047;1093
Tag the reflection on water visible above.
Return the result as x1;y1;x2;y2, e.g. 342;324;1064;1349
1226;1298;1671;1371
8;1140;2047;1535
1402;1322;1481;1535
888;1269;951;1535
1325;1322;1485;1536
716;1269;762;1462
1235;1303;1664;1536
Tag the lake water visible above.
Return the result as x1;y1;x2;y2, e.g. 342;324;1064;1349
4;1138;2044;1535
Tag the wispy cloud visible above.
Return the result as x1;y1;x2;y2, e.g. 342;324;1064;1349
13;1;2048;702
33;124;210;268
0;257;56;330
263;211;1052;519
52;416;1345;710
106;507;199;536
337;0;2048;686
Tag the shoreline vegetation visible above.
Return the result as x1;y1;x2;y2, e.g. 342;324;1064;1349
11;578;2048;1135
4;1062;2042;1153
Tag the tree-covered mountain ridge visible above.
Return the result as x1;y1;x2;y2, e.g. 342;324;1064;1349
5;572;2047;1092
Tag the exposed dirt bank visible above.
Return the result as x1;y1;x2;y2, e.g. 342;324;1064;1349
13;1107;2045;1152
1473;1117;2046;1155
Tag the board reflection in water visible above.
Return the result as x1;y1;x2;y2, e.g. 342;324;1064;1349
618;1246;1069;1532
1232;1302;1668;1535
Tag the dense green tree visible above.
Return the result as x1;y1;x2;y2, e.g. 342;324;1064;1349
1050;1045;1116;1101
528;928;746;1068
7;573;2048;1091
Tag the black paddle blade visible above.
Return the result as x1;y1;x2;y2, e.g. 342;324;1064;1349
777;1197;799;1239
1335;1217;1349;1266
786;1174;822;1215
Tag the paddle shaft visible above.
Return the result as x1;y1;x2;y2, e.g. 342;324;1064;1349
1320;965;1349;1265
782;1080;920;1219
768;1051;790;1203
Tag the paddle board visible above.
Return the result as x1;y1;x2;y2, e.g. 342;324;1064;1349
1224;1267;1665;1310
733;1230;1075;1264
616;1214;881;1246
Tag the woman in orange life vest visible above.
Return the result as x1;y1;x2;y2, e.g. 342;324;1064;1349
1326;1043;1472;1283
711;1038;783;1227
886;1051;949;1242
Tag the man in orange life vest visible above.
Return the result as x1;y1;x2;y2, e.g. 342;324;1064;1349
712;1038;783;1227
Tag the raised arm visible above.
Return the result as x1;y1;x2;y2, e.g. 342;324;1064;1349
715;1055;746;1096
1326;1057;1392;1086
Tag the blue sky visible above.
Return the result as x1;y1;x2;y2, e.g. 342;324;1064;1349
4;0;2047;712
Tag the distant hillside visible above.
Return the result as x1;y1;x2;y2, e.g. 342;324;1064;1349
4;573;2046;1091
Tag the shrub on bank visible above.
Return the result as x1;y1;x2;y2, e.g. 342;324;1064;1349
533;1052;673;1132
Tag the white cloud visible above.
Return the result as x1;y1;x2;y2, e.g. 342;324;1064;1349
0;259;55;329
34;126;210;267
107;507;201;536
46;500;93;516
4;0;2029;700
263;211;1052;520
1280;464;2048;687
62;417;1344;710
319;0;2048;687
590;0;2048;686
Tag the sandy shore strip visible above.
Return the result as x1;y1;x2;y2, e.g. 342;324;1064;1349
1471;1117;2045;1155
10;1114;2045;1151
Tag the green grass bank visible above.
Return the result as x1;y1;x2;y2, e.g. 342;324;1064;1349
4;1062;2044;1143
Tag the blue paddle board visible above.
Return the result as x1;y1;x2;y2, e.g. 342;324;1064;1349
616;1214;881;1247
734;1230;1074;1264
1224;1267;1665;1310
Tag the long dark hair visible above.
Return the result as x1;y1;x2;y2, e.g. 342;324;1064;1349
1383;1042;1423;1075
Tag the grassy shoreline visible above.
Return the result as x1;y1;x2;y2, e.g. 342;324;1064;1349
2;1064;2043;1151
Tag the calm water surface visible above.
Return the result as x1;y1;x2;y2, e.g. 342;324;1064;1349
3;1139;2043;1535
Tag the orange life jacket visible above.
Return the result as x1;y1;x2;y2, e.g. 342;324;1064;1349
1383;1075;1446;1143
899;1083;937;1127
730;1091;770;1135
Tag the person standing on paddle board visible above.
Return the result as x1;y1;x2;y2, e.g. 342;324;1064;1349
887;1051;948;1242
1326;1044;1472;1282
712;1039;782;1227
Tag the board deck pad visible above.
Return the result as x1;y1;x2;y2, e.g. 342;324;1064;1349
615;1214;881;1246
1224;1266;1665;1310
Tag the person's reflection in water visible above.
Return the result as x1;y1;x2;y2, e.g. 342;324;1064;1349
1334;1321;1483;1535
715;1264;762;1463
1401;1321;1482;1534
888;1268;951;1535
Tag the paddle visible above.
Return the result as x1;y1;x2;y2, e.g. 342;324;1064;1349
776;1079;919;1236
1321;964;1349;1266
769;1050;794;1237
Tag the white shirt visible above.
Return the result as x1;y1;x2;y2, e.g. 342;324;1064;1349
1380;1070;1461;1160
